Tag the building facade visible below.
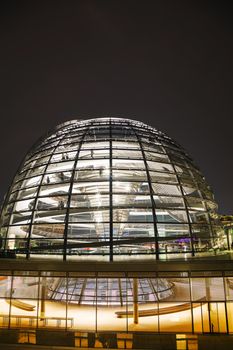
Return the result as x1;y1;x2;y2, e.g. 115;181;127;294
0;118;232;349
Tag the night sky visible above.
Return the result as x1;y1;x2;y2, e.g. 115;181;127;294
0;0;233;214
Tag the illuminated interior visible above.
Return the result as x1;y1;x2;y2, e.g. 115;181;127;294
0;118;225;260
0;270;233;335
0;117;230;347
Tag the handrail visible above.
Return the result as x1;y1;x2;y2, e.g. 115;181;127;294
115;297;206;318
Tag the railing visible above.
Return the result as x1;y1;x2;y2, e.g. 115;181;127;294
0;314;74;328
115;297;206;318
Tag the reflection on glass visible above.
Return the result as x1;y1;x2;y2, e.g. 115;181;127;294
0;117;225;259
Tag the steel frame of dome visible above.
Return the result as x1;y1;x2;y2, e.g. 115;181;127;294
0;117;224;261
1;117;233;349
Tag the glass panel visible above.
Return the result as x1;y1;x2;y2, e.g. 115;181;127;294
97;277;127;333
35;196;68;210
34;212;66;224
201;303;210;332
66;236;109;256
26;166;46;178
70;194;109;208
50;151;77;162
67;278;96;331
152;183;182;196
47;161;75;172
156;209;188;223
72;182;109;194
22;175;42;188
157;223;190;237
37;276;67;329
82;141;109;149
150;172;177;183
5;237;28;252
159;239;192;256
31;224;65;238
11;212;32;225
112;159;145;169
75;169;110;181
113;194;151;207
76;159;109;170
227;302;233;333
79;149;109;159
68;209;109;223
154;195;185;209
193;302;203;333
113;208;153;222
191;278;225;301
212;303;227;333
225;278;233;300
189;211;209;224
112;149;142;159
112;182;149;194
186;197;206;211
17;187;38;200
44;171;72;185
192;224;212;239
0;275;12;298
147;161;174;173
159;302;192;332
67;223;109;239
39;184;70;196
14;199;35;212
112;170;147;181
29;239;64;257
112;141;140;149
8;225;29;239
144;152;169;163
12;276;39;299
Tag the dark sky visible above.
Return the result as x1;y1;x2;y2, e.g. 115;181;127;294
0;0;233;214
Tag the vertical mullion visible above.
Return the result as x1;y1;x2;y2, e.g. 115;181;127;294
8;272;14;329
189;167;216;253
131;124;159;260
26;130;69;259
163;147;195;256
109;118;113;261
63;122;92;261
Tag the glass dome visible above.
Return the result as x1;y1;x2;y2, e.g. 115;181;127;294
0;117;224;260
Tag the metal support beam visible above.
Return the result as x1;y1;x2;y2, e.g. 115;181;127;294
133;278;139;324
40;276;46;319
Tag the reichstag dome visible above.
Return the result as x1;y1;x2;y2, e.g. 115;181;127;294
1;117;233;349
0;117;224;260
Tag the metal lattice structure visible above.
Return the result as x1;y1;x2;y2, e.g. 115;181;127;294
0;117;224;260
